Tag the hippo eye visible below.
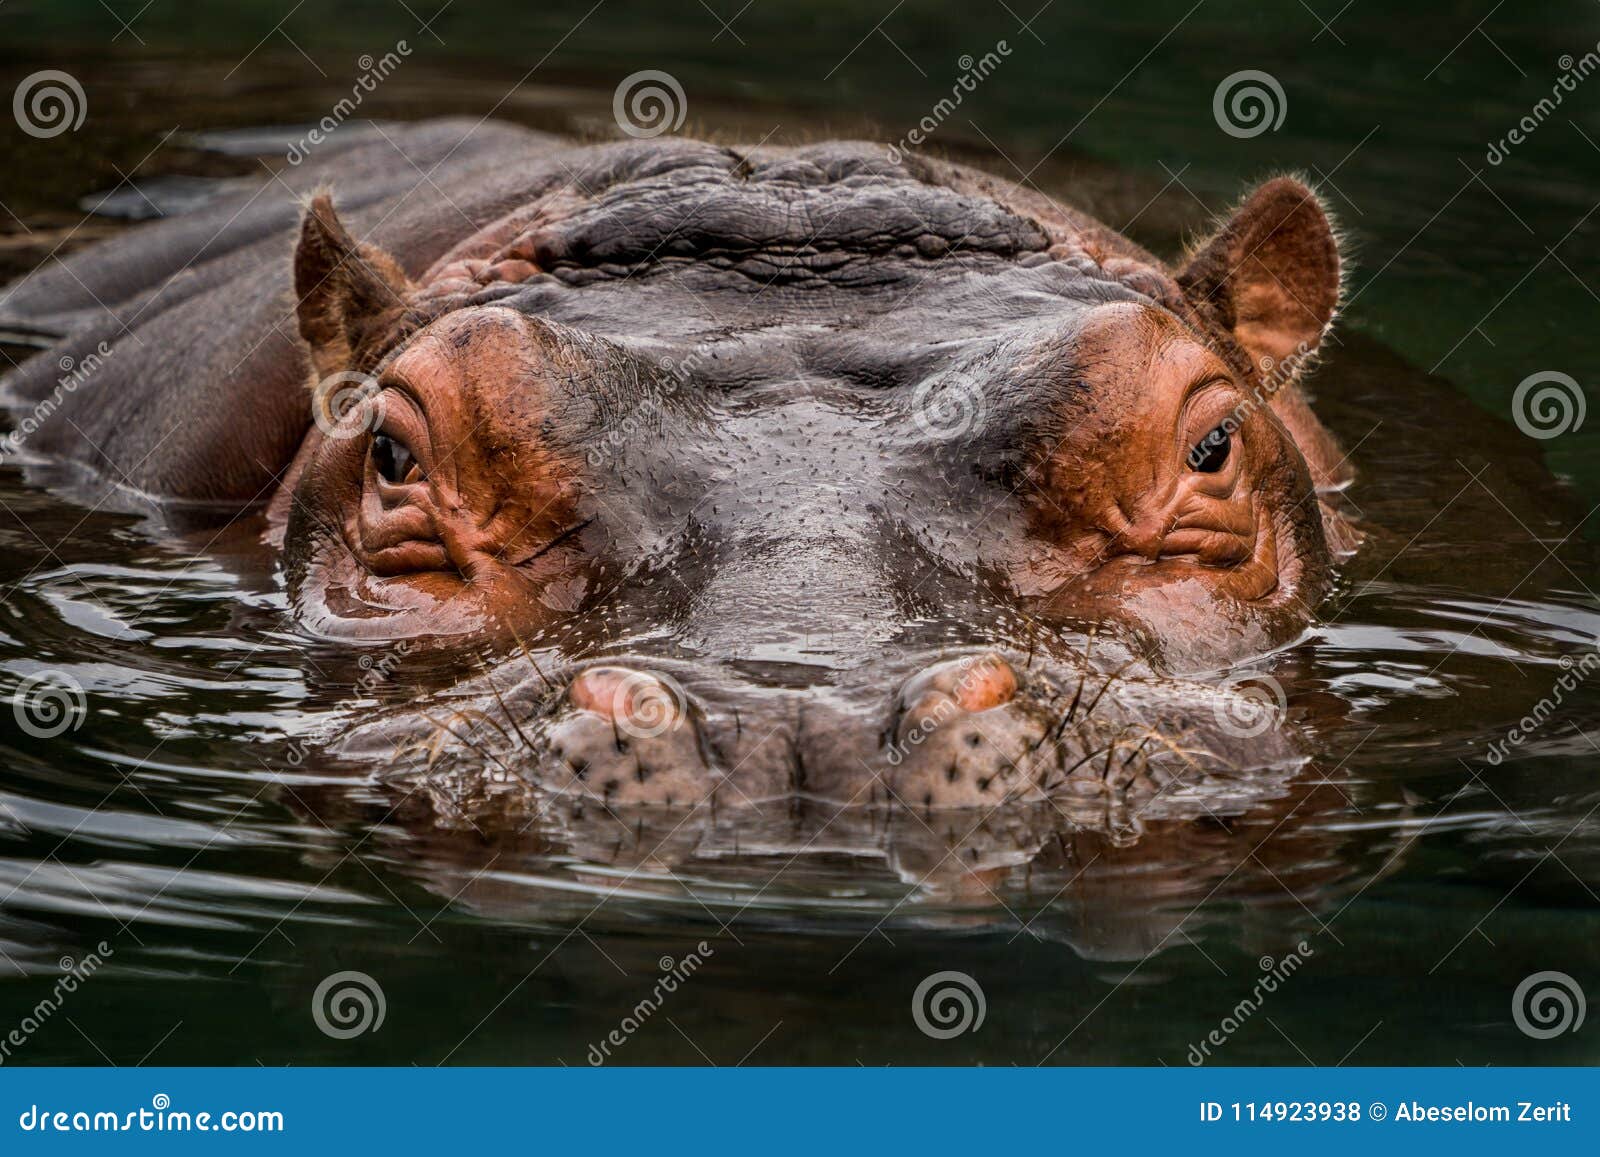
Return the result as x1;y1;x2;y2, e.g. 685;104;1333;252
371;433;420;485
1187;425;1231;473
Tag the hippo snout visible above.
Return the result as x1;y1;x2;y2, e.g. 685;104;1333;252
341;646;1305;814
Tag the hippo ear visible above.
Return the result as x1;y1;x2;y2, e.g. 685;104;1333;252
1176;177;1341;376
294;193;413;379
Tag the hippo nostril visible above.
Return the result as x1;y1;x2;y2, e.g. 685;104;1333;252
566;666;687;737
885;652;1048;809
953;656;1017;712
898;652;1020;718
542;665;710;807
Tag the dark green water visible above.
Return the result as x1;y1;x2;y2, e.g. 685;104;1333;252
0;1;1597;1065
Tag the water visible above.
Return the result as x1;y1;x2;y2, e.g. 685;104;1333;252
1;0;1598;1066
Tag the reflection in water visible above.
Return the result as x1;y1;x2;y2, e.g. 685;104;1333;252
302;775;1414;963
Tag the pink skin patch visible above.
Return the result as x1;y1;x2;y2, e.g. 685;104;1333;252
567;666;682;730
953;657;1018;713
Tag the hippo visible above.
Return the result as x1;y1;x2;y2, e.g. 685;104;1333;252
0;119;1359;822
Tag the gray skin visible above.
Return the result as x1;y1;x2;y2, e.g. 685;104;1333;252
1;119;1354;816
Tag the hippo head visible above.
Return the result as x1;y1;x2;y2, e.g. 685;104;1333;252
276;142;1349;811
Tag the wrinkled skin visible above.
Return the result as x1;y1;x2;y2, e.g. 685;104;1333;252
1;122;1357;816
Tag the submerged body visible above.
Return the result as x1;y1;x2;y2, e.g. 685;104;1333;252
1;120;1359;812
